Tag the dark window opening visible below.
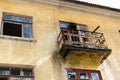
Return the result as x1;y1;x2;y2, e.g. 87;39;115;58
3;22;22;37
69;23;77;30
11;68;20;75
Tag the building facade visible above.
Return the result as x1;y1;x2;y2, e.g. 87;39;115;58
0;0;120;80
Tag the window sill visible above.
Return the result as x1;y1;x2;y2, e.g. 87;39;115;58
0;35;37;42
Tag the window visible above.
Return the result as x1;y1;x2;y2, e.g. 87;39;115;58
11;68;20;75
68;71;77;79
91;73;100;80
0;68;9;75
1;13;33;39
22;69;32;76
0;65;34;80
67;69;103;80
80;73;89;79
60;21;88;43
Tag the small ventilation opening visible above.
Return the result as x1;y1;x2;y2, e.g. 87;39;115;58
3;22;22;37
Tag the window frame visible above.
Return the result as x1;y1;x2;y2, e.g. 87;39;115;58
67;68;103;80
0;64;34;80
59;21;89;44
0;12;35;42
67;71;77;79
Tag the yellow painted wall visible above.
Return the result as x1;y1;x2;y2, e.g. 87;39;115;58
0;0;120;80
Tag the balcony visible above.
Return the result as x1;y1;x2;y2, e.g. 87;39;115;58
57;29;111;68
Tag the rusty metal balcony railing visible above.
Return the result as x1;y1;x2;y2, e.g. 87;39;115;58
57;29;108;49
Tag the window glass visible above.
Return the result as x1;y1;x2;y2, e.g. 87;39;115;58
68;71;76;79
0;68;9;75
60;23;69;29
3;15;32;23
22;69;32;76
80;26;86;36
23;78;33;80
67;69;102;80
80;26;86;31
10;77;21;80
0;66;33;80
23;24;32;38
80;73;89;79
91;73;99;80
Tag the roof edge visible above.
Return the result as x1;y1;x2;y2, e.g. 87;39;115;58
62;0;120;12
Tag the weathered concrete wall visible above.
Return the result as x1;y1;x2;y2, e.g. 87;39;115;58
0;0;120;80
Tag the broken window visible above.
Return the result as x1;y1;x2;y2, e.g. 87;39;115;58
2;13;33;39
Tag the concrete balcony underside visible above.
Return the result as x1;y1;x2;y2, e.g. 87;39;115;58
60;44;111;68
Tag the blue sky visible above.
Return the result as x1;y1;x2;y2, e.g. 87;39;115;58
78;0;120;9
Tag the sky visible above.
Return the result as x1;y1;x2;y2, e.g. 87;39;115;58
78;0;120;9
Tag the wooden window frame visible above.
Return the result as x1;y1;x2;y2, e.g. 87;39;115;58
0;64;34;80
67;68;103;80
